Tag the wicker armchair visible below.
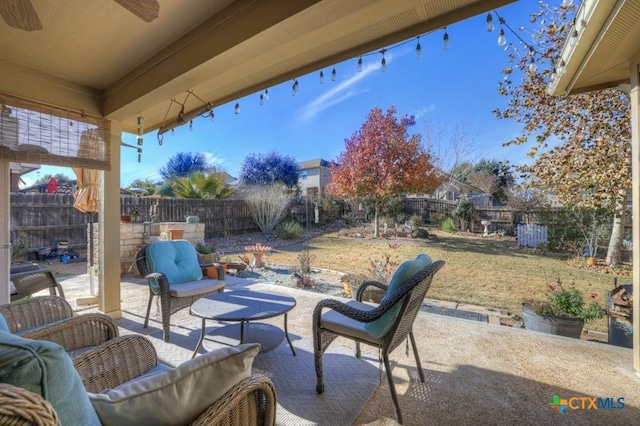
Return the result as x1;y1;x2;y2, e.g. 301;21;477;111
135;242;225;342
0;295;119;358
0;335;276;426
76;335;276;426
9;264;65;301
313;259;444;425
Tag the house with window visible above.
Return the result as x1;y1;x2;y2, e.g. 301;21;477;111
298;159;332;197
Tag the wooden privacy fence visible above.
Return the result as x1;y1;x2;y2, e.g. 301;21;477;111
402;197;520;235
10;194;346;258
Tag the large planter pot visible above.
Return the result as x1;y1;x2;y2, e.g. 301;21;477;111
522;304;584;338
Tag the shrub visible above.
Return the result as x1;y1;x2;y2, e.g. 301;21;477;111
441;217;456;233
429;212;447;227
409;214;423;227
411;228;429;239
243;184;294;234
276;221;304;240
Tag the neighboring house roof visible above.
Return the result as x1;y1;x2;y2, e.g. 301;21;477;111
298;159;330;170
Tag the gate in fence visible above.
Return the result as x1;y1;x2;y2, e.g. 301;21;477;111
516;223;548;248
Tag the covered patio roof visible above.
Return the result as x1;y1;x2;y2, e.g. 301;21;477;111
0;0;515;134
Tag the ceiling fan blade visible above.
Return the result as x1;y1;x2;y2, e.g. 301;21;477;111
113;0;159;23
0;0;42;31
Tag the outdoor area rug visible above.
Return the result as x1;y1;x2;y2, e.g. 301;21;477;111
252;336;382;426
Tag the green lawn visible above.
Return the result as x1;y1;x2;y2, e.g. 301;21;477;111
223;228;623;333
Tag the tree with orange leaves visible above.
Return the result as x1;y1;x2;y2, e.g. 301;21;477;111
327;106;443;237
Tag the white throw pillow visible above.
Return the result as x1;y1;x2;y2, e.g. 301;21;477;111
89;343;260;426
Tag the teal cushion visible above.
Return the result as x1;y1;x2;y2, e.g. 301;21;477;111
364;254;432;339
145;240;203;292
89;343;260;426
0;312;8;332
0;330;100;426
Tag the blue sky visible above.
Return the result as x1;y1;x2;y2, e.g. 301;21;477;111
26;1;541;188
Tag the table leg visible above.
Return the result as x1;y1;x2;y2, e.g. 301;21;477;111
240;320;245;344
284;313;296;356
192;318;206;358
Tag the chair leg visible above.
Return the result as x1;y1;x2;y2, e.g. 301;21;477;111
409;331;425;383
314;334;324;394
143;293;153;328
355;341;361;358
383;355;403;425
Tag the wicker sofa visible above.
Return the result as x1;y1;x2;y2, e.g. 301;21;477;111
0;295;119;358
0;332;276;426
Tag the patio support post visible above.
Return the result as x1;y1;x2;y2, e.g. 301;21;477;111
630;61;640;374
0;160;9;305
98;121;122;318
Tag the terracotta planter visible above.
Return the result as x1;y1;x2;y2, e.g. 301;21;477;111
522;304;584;338
586;257;598;266
169;229;184;240
201;266;219;279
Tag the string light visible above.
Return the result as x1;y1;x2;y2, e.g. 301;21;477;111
151;8;562;140
442;27;449;50
209;109;214;121
486;13;494;32
136;116;144;162
497;17;507;46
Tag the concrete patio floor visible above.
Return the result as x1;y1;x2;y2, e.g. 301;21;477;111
60;272;639;426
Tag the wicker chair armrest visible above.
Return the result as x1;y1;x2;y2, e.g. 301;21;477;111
315;261;445;325
0;384;60;426
0;295;73;334
189;374;276;426
355;280;387;302
9;269;65;301
144;271;171;292
74;335;159;393
22;313;119;354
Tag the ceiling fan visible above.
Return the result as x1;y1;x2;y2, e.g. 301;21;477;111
0;0;159;32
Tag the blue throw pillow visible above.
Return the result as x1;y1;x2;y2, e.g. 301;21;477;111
146;241;203;292
364;254;432;339
0;330;100;426
0;312;8;332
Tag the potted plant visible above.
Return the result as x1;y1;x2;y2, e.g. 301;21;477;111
522;278;606;338
195;240;219;265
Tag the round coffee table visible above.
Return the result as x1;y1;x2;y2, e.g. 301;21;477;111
190;289;297;357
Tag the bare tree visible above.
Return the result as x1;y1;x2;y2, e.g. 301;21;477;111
468;171;499;195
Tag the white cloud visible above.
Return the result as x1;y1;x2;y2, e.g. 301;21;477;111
414;105;436;120
299;61;379;122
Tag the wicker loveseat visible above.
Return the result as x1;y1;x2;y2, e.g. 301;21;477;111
0;331;276;426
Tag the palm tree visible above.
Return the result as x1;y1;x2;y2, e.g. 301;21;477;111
172;172;235;199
